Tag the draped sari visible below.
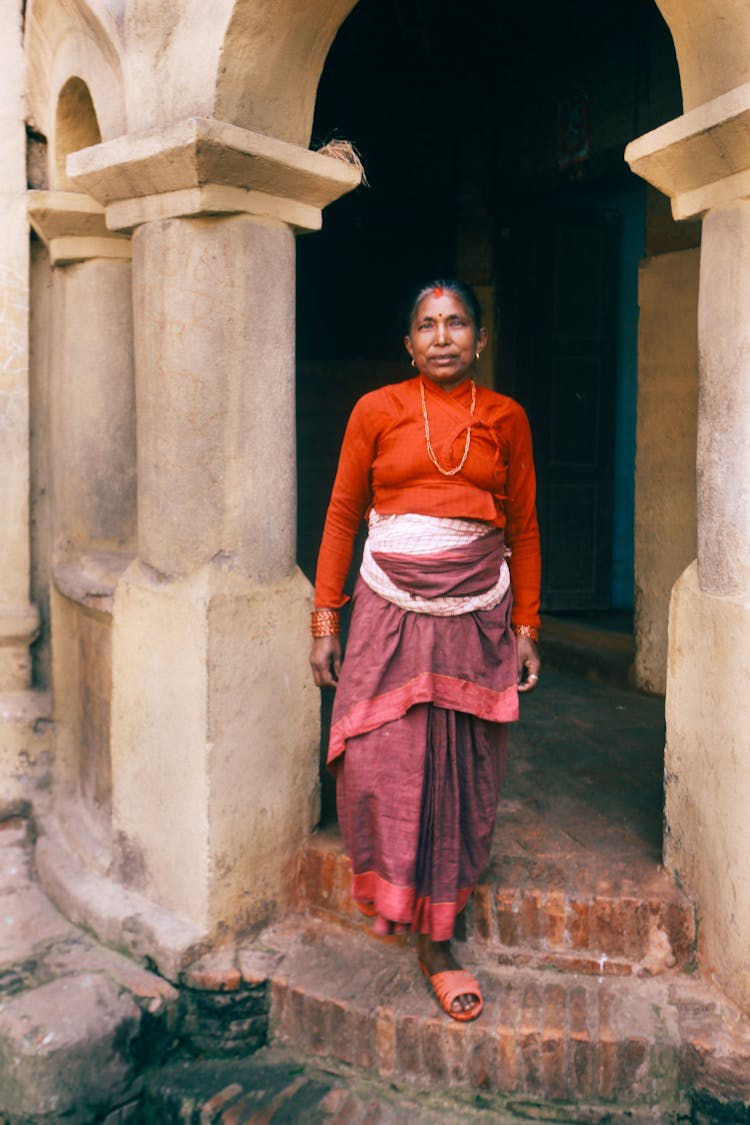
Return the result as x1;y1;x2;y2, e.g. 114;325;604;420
329;511;519;940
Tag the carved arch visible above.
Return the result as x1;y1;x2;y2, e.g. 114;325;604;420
25;0;126;181
655;0;750;110
214;0;359;146
54;77;102;190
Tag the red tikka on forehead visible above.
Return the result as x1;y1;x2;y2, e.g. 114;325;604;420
433;286;444;298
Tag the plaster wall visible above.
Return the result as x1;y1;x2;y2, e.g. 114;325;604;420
29;241;53;690
106;210;321;935
111;562;319;933
633;248;698;694
666;563;750;1010
34;245;135;844
25;0;126;151
656;0;750;111
626;15;750;1004
131;214;297;581
0;0;37;686
50;585;113;859
111;564;212;922
0;0;52;803
26;0;357;150
18;0;360;947
49;258;135;560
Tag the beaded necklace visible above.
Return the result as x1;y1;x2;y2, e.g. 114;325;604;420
420;378;476;476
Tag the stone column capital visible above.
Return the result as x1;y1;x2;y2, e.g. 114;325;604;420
66;117;362;234
27;191;131;267
0;604;40;647
0;604;40;691
625;80;750;221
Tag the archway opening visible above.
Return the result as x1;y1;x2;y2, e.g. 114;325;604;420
297;0;693;821
54;76;101;189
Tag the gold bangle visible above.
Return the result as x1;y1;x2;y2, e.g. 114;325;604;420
512;623;539;643
311;609;341;638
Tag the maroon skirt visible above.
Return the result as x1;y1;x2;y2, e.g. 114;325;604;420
329;530;518;941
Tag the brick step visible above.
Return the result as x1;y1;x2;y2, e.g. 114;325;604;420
253;916;750;1118
296;827;696;977
143;1043;542;1124
144;1042;685;1124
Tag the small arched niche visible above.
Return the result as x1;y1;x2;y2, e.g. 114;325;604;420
54;76;101;190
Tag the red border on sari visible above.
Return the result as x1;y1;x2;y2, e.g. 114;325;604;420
328;673;518;764
352;870;474;943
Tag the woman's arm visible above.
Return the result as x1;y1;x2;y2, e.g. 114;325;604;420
313;396;379;610
503;402;542;691
310;395;380;687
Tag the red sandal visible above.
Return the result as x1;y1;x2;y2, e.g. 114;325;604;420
420;962;484;1022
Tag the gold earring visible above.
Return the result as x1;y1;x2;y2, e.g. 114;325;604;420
475;351;480;360
411;358;416;368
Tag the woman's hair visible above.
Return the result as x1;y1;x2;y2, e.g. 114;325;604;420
405;278;483;334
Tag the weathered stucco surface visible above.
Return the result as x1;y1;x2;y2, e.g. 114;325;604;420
633;249;698;694
656;0;750;110
666;563;750;1011
111;562;319;931
13;0;362;956
627;12;750;1007
696;200;750;596
0;0;38;687
0;0;50;798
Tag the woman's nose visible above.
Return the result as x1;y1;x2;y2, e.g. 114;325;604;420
435;320;448;343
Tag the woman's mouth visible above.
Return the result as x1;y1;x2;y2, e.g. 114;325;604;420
430;354;459;365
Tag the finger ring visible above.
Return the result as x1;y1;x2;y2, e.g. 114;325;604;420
528;673;539;682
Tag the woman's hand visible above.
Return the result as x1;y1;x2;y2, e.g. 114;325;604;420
516;634;540;693
310;636;343;689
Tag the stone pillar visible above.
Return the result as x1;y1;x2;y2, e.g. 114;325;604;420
0;0;49;800
626;85;750;1012
67;119;360;941
27;192;135;848
696;200;750;593
28;193;135;564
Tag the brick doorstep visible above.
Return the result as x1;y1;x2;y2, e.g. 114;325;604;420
144;1043;690;1125
297;828;696;976
258;915;750;1115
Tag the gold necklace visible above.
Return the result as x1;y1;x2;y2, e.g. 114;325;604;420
420;378;476;476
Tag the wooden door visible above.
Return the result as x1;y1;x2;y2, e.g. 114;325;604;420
497;206;620;610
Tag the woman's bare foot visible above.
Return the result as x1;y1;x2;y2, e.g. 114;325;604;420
415;934;481;1015
373;915;409;936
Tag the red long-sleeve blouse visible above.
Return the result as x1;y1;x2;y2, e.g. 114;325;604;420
314;375;541;629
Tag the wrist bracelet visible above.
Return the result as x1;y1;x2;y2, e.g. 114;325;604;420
311;609;341;638
512;623;539;643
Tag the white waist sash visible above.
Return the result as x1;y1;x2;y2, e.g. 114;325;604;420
359;511;510;617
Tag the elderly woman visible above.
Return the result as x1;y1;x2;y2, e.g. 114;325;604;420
309;279;541;1021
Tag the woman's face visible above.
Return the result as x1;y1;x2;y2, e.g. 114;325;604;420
405;290;487;389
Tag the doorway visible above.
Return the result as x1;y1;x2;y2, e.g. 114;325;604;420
498;205;620;611
297;0;682;816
